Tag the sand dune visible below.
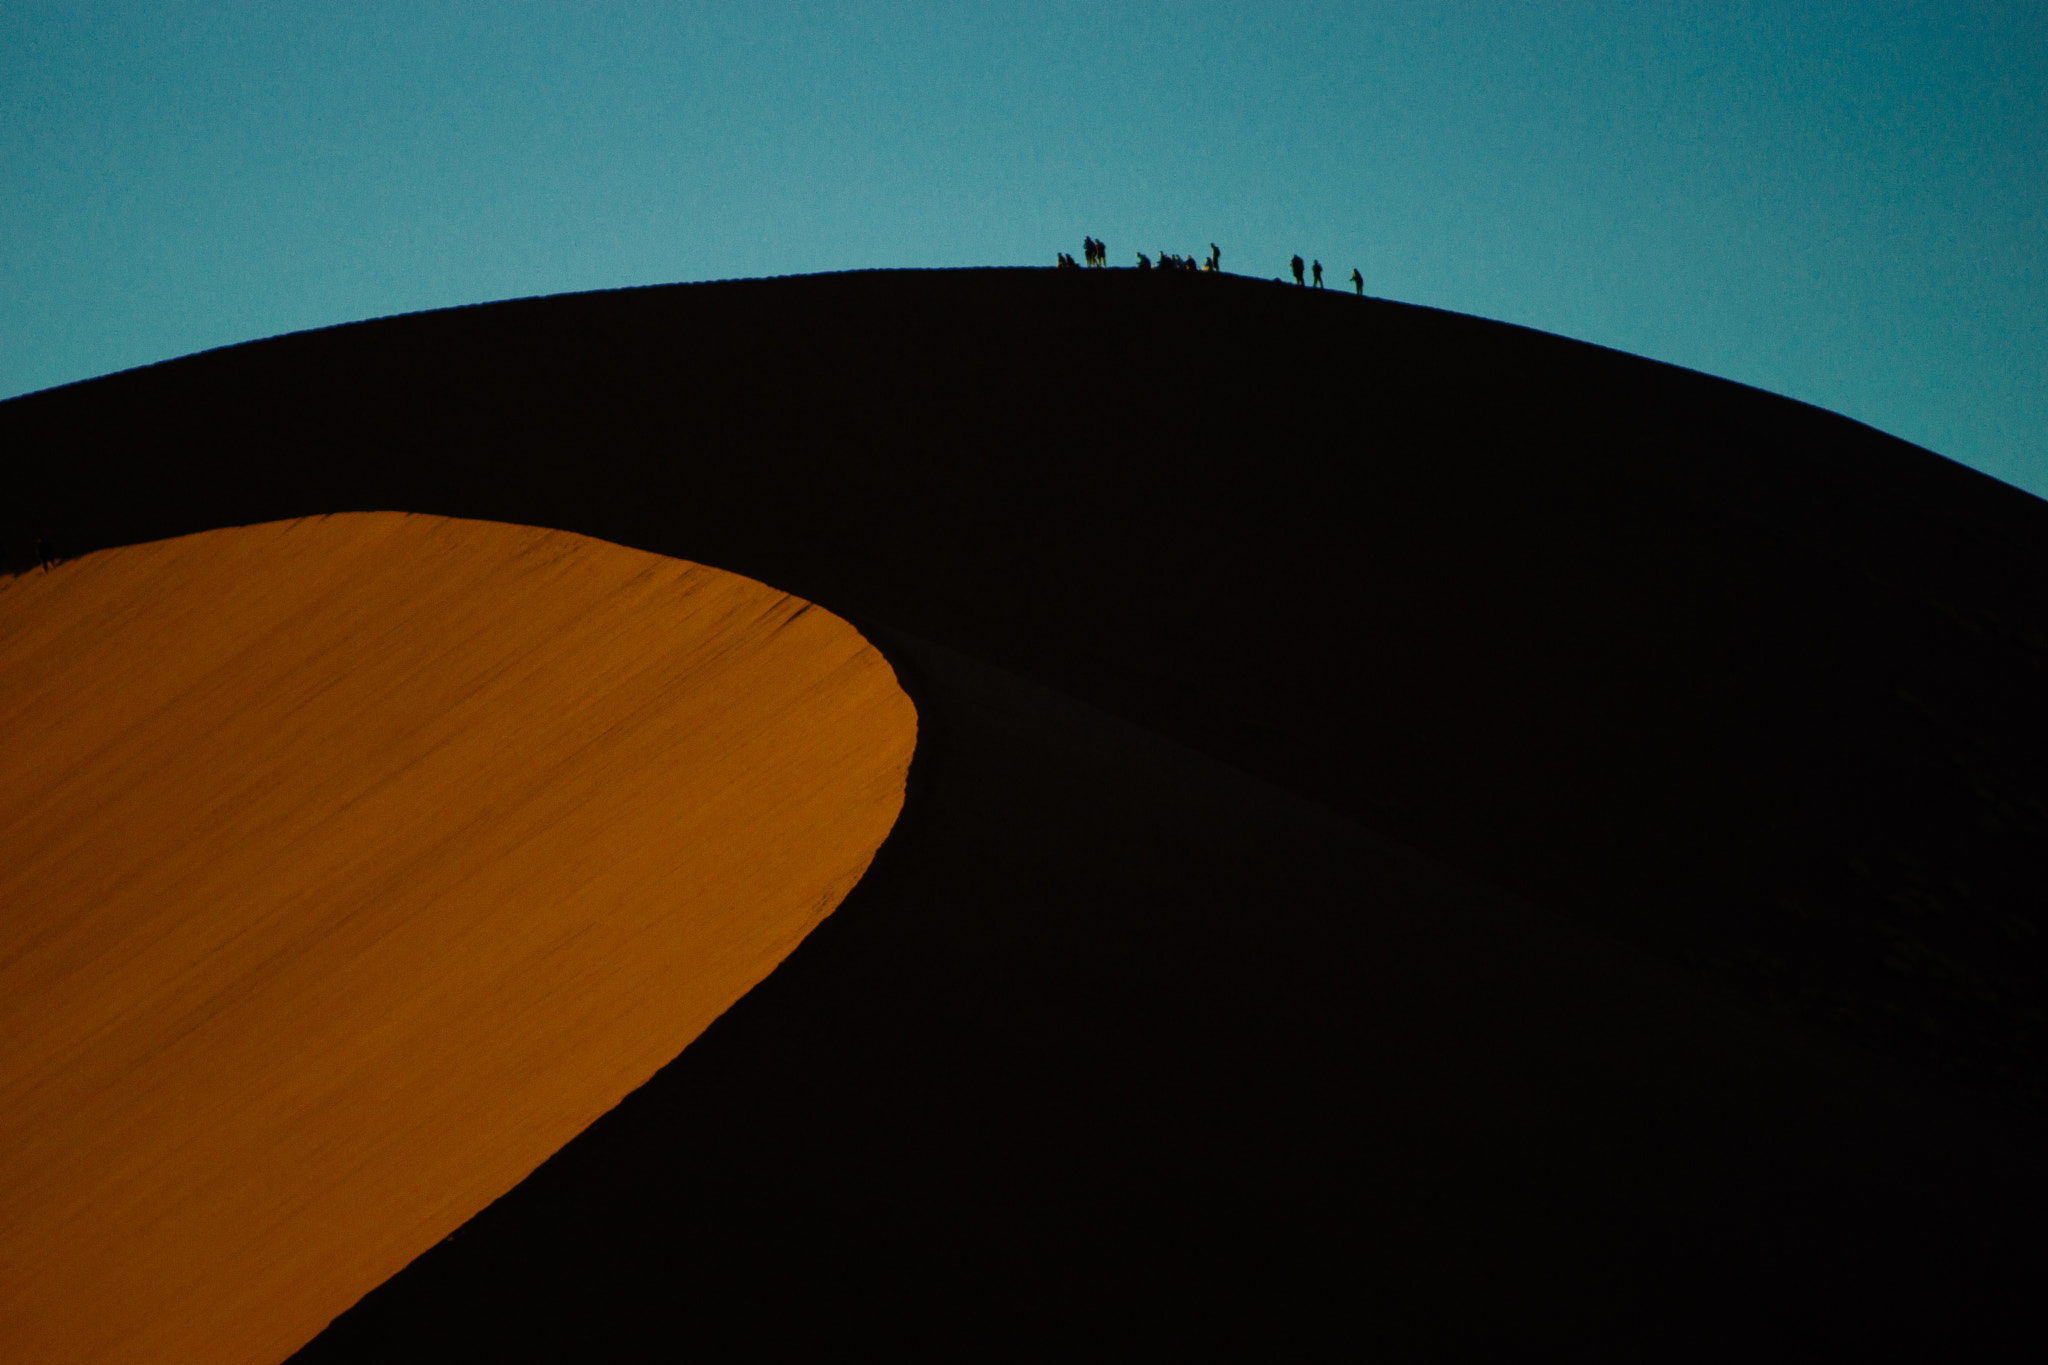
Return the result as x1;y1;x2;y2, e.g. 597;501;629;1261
0;513;914;1363
6;269;2047;1352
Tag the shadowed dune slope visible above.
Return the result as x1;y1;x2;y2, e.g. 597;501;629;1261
0;513;914;1364
299;630;2039;1357
4;269;2047;1351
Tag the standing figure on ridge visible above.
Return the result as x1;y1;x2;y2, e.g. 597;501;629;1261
1207;243;1221;272
1351;268;1364;296
1312;260;1324;288
1291;255;1306;286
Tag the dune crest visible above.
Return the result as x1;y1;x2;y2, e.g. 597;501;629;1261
0;512;915;1364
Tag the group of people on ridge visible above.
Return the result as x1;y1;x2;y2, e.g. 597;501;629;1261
1058;237;1107;269
1137;244;1218;272
1289;254;1365;295
1060;237;1365;295
1062;239;1221;272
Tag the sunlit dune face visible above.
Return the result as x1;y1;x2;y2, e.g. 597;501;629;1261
0;513;915;1364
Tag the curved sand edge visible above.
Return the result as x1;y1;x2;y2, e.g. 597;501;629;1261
0;513;916;1364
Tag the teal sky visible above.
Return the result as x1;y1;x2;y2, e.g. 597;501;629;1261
6;3;2043;494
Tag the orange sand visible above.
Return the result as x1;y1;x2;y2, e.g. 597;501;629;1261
0;513;915;1364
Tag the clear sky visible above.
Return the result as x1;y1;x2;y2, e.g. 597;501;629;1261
6;2;2043;495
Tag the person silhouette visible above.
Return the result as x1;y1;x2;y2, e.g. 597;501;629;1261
1312;260;1324;289
1208;243;1221;271
1351;268;1364;296
1136;252;1152;270
1291;255;1305;286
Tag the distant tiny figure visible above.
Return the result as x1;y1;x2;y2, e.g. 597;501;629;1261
1057;252;1077;270
1207;243;1221;272
1291;255;1305;286
1084;236;1104;267
1312;260;1324;289
1351;268;1364;296
1184;255;1198;272
1136;252;1152;270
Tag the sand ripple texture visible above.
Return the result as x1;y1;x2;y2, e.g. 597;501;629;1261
0;512;915;1364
